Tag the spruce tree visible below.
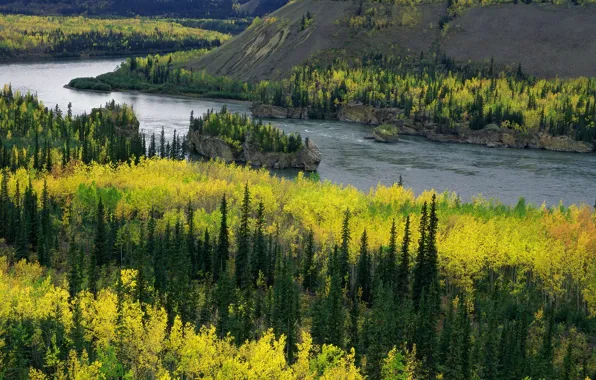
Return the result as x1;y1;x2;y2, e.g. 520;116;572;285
67;234;80;298
327;245;346;348
412;203;428;307
356;229;371;305
236;184;251;287
379;219;398;290
339;209;351;289
94;197;108;267
397;215;411;299
202;228;212;275
214;194;229;282
301;228;316;293
251;202;266;284
272;254;300;361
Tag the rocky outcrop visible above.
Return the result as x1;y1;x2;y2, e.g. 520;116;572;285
420;127;593;153
188;131;321;171
337;102;401;125
372;124;400;143
188;134;237;162
250;102;309;119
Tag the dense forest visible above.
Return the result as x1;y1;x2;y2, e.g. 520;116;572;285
0;85;594;378
0;15;228;59
0;85;145;170
190;106;304;153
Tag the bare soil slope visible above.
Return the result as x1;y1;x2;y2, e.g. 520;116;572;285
190;0;596;81
188;0;444;82
441;4;596;78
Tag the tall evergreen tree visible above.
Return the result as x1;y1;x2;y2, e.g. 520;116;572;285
301;228;317;293
339;209;351;289
236;184;251;287
356;229;372;304
214;194;229;282
412;203;428;307
397;215;411;299
272;253;300;361
250;201;266;284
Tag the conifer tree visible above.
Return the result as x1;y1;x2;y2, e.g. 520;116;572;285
339;209;351;289
215;266;235;339
272;253;300;361
397;215;411;299
412;203;428;307
202;228;212;275
251;201;266;284
236;184;251;287
214;194;229;282
302;228;317;292
68;234;81;298
327;245;346;348
356;229;371;305
94;197;108;267
379;219;398;290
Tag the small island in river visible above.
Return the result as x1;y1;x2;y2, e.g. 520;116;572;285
186;106;321;171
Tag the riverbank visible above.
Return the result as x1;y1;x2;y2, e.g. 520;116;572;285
251;102;596;154
65;84;253;105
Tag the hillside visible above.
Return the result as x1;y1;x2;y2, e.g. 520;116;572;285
443;3;596;78
189;0;596;81
189;0;443;82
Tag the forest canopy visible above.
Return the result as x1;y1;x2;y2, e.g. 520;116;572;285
0;14;229;59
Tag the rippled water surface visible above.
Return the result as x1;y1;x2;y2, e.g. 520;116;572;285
1;58;595;206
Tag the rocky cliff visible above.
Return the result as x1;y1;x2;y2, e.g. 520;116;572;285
187;131;321;171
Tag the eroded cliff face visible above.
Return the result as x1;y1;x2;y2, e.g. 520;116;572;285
187;131;321;171
251;102;595;153
250;102;309;119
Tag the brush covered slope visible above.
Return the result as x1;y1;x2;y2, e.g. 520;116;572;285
188;0;442;82
189;0;596;81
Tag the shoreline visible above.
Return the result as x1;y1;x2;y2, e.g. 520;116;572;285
0;49;208;65
62;85;594;154
64;84;253;105
250;103;596;154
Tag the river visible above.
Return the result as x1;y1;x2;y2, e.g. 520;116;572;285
1;58;595;207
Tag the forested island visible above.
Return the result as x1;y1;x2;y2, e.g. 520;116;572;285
187;107;321;170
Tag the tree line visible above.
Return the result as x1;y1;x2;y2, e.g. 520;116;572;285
0;14;228;59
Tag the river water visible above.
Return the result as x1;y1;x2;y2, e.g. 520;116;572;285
1;58;595;206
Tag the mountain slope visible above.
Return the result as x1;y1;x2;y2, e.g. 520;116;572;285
190;0;596;81
187;0;444;82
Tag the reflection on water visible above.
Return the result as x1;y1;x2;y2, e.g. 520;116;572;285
1;58;595;206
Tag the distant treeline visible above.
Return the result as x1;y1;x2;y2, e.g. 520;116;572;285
0;15;229;59
173;18;252;35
